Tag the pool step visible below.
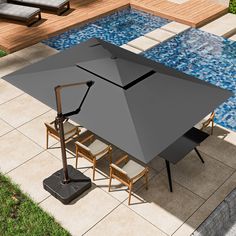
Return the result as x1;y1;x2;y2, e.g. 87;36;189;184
161;22;191;34
120;44;142;54
200;13;236;38
145;28;175;42
127;36;160;51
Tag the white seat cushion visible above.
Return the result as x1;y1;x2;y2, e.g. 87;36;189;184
122;160;145;180
88;139;109;159
13;0;68;8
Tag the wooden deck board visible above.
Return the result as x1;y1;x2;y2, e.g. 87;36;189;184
0;0;228;53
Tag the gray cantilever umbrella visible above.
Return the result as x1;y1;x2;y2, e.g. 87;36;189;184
4;38;232;163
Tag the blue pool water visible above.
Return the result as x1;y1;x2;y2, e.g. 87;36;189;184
43;9;236;131
43;8;170;50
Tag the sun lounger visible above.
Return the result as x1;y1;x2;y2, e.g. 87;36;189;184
0;3;41;26
9;0;70;15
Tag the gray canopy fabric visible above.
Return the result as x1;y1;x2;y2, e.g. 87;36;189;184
4;38;232;163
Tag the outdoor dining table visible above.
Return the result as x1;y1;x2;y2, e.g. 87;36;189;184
159;127;209;192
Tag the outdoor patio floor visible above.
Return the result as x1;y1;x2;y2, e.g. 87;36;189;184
0;0;228;53
0;43;236;236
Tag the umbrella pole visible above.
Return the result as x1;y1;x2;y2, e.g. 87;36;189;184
55;86;70;183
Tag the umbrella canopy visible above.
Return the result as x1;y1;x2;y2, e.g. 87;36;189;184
4;38;232;163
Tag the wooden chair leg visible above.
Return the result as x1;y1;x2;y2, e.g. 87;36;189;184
145;171;148;190
211;120;214;135
128;182;133;205
75;146;78;169
46;131;49;149
93;159;96;181
108;168;112;192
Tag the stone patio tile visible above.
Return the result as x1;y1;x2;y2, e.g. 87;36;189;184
40;185;120;236
85;204;167;236
12;43;58;64
148;155;166;172
0;130;43;173
229;34;236;41
161;22;191;34
0;93;51;128
0;79;24;105
7;151;61;203
0;118;13;137
162;151;234;199
173;171;236;236
17;109;57;148
120;44;142;54
198;135;236;169
127;36;160;51
47;141;91;171
200;13;236;37
83;155;157;202
0;54;31;78
145;28;175;42
124;174;204;235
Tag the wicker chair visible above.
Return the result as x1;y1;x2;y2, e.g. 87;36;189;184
109;155;148;205
75;134;112;180
44;119;81;149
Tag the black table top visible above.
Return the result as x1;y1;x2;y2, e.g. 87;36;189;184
159;127;209;164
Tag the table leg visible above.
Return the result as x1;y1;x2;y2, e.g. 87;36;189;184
194;148;204;163
165;160;173;192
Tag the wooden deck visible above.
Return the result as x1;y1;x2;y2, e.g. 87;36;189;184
0;0;228;53
131;0;228;28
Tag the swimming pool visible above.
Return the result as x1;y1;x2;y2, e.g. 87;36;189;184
43;9;236;131
43;8;170;50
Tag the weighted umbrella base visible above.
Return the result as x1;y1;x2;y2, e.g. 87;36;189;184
43;165;91;204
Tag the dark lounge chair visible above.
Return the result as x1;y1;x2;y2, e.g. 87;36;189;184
8;0;70;15
0;2;41;26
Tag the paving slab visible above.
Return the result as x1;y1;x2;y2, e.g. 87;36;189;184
17;109;57;148
145;28;175;42
120;44;142;54
198;135;236;169
200;13;236;37
173;170;236;236
7;151;61;203
0;54;31;78
40;185;120;236
162;151;235;199
0;130;43;173
0;118;13;137
85;204;167;236
127;36;160;51
124;174;204;235
0;93;51;128
229;34;236;41
12;43;58;64
161;21;191;34
0;79;24;105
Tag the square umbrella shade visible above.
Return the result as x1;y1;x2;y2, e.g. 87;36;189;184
3;38;232;163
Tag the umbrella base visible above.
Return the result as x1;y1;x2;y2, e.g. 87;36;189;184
43;165;91;204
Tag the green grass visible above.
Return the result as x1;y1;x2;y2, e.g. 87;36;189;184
0;173;71;236
0;50;7;57
229;0;236;14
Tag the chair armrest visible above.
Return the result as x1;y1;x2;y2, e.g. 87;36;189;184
110;163;127;176
75;141;90;152
115;155;129;165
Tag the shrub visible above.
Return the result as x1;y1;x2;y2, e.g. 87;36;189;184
229;0;236;14
0;50;7;57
